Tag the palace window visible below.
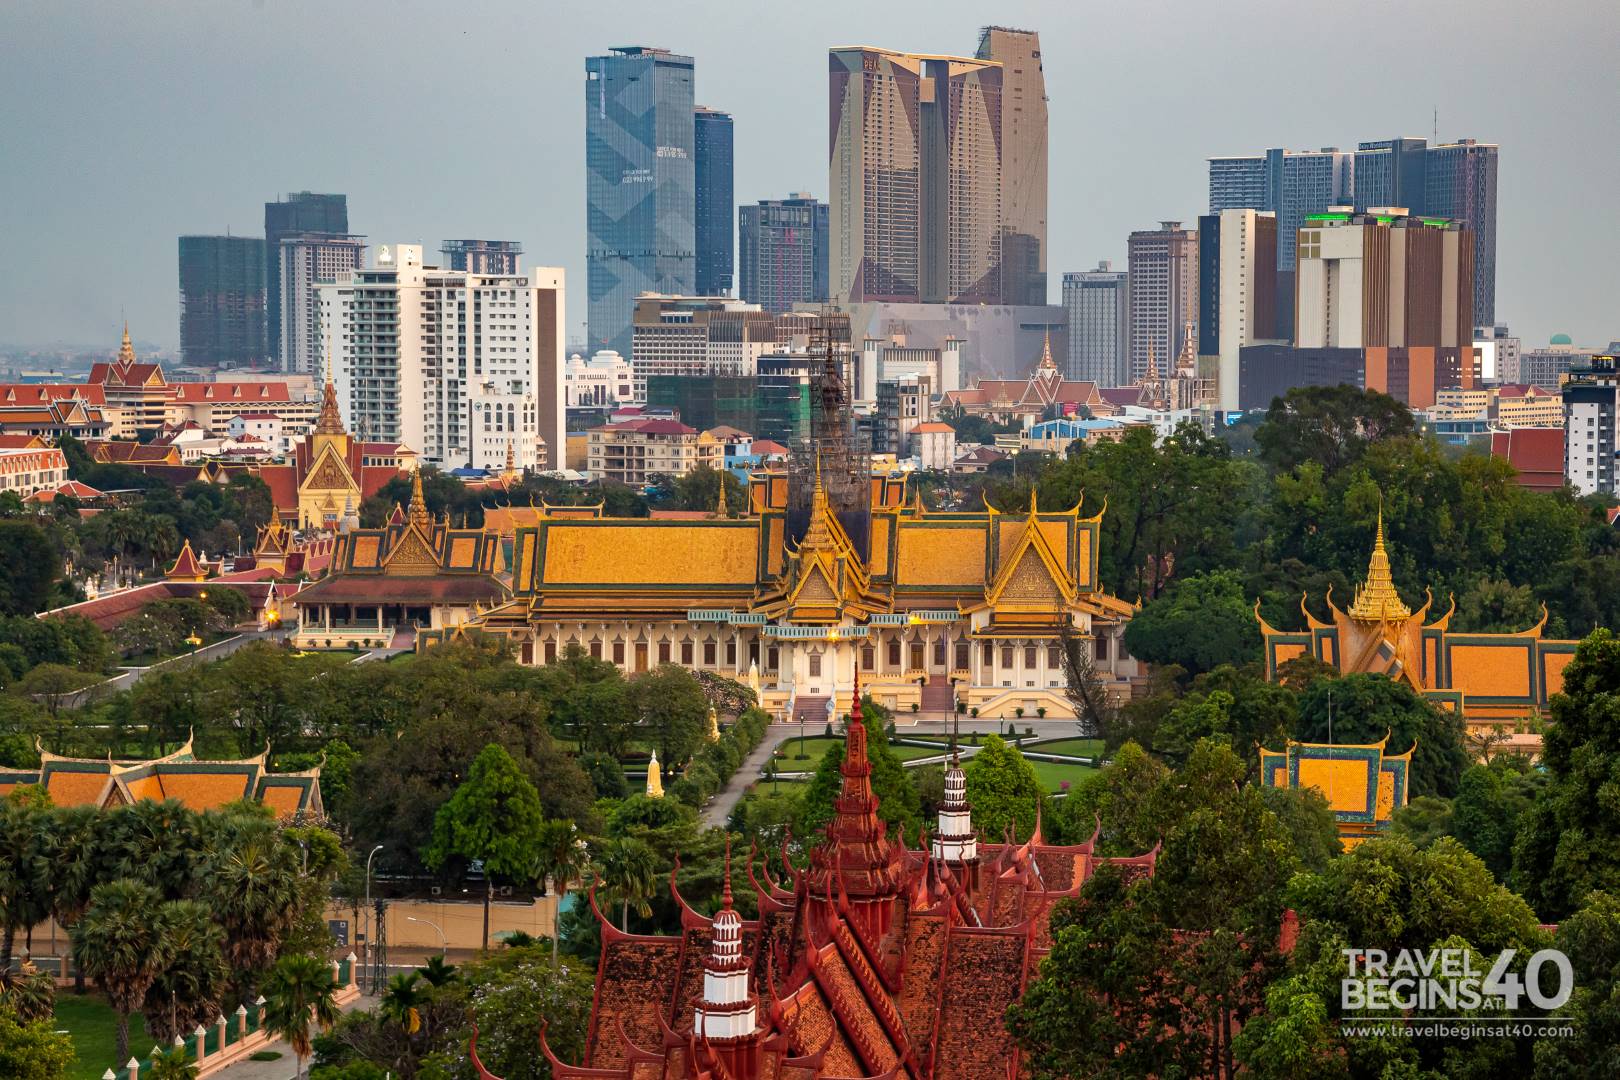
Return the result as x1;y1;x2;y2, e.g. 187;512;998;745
1048;645;1063;668
809;653;822;677
887;639;902;668
589;639;602;660
1094;636;1110;661
658;641;671;664
729;640;739;666
982;641;994;666
1001;645;1015;668
910;642;924;670
612;641;625;665
1024;645;1038;668
704;641;717;666
767;646;779;670
681;641;693;665
934;638;946;666
955;641;970;669
543;641;556;664
861;645;875;671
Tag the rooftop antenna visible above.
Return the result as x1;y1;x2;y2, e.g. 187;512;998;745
1432;106;1438;143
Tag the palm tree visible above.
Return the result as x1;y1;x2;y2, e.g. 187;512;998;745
205;833;301;992
104;800;199;899
71;879;175;1063
260;953;340;1080
531;819;590;969
415;955;457;988
48;805;106;993
379;972;425;1034
0;798;53;968
0;960;55;1022
142;899;230;1044
595;837;658;932
145;1048;198;1080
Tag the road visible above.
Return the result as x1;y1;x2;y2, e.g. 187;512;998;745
60;626;292;708
205;994;376;1080
703;726;787;827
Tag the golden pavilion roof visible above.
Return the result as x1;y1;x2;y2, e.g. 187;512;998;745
1348;504;1411;622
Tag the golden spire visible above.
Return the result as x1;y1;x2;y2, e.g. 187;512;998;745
1348;499;1411;622
407;467;432;532
646;751;664;799
314;338;347;436
1037;328;1057;371
117;322;136;366
802;455;834;551
715;473;729;517
706;704;720;742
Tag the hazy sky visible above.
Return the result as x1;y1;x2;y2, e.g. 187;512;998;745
2;0;1616;352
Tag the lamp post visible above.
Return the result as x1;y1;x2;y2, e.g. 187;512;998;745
363;845;383;963
407;916;447;959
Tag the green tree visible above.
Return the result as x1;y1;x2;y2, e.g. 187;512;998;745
1513;628;1620;918
1454;577;1548;634
14;664;95;719
71;879;175;1063
1532;890;1620;1077
415;955;457;988
0;964;55;1023
378;972;425;1034
0;1005;74;1080
962;734;1048;842
1451;758;1539;882
261;953;340;1080
795;699;921;842
203;824;303;990
630;664;709;767
1294;673;1468;798
0;797;52;968
1124;571;1262;677
530;820;589;970
1388;794;1455;849
425;744;547;949
594;836;658;932
0;522;57;616
1253;384;1416;475
144;1048;199;1080
141;900;230;1045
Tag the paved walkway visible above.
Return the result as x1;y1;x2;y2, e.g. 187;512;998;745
702;725;792;827
205;994;375;1080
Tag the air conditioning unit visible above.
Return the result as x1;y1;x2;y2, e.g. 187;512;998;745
430;885;442;896
498;885;513;897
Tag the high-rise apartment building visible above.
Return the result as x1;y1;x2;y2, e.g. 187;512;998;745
739;195;828;313
693;107;734;296
1354;137;1429;213
1062;261;1129;386
585;47;696;359
1563;354;1619;496
178;235;268;368
1295;209;1476;406
1198;210;1280;411
628;294;777;398
1208;156;1268;213
1127;222;1198;386
975;27;1048;305
278;233;365;375
441;240;522;275
1206;148;1351;273
264;192;348;362
829;45;1010;304
1424;140;1498;326
319;244;565;471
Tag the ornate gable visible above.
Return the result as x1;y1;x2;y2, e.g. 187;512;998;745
303;444;355;495
382;524;442;576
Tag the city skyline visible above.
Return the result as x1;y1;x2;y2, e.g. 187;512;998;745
1;0;1614;352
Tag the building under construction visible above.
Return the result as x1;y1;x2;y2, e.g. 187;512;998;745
785;312;868;558
177;234;267;368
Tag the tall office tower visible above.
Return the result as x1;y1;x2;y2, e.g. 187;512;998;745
278;233;365;375
1563;354;1620;496
319;244;565;471
585;47;696;360
178;235;268;368
1425;140;1498;326
1062;261;1129;386
738;195;829;313
441;240;523;275
1198;210;1280;410
1354;137;1429;212
693;107;734;296
829;46;1005;305
1208;155;1269;213
1126;222;1198;386
1295;209;1475;405
976;26;1048;305
264;192;348;362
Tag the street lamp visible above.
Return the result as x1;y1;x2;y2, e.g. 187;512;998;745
364;845;383;963
407;916;447;959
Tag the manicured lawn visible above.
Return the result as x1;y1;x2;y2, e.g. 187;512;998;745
752;777;811;795
1029;759;1098;794
54;992;158;1080
1024;738;1106;759
772;736;942;765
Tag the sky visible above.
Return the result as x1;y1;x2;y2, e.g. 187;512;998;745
2;0;1616;353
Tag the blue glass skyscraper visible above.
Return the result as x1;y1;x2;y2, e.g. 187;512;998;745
586;47;695;358
693;107;734;296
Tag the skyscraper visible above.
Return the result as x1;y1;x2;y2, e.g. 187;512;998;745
829;45;1007;305
585;46;696;359
441;240;523;274
278;233;365;375
1198;210;1279;411
693;106;734;296
1127;222;1198;386
1354;137;1428;213
738;195;828;313
1208;155;1268;212
976;26;1048;305
264;192;348;362
1424;140;1498;326
178;235;267;368
1062;261;1128;386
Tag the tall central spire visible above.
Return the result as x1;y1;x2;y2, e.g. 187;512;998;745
1349;499;1410;622
314;339;347;437
407;466;432;532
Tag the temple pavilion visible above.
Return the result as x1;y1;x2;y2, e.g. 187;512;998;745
430;469;1140;719
470;690;1158;1080
1257;504;1579;753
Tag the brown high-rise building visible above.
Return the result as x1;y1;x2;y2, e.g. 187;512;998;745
1126;221;1199;386
829;45;1010;306
976;27;1048;305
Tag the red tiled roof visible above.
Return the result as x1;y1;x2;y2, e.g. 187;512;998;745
1098;386;1143;407
0;434;45;449
0;383;108;406
256;465;298;512
749;439;790;455
597;418;697;435
1491;428;1565;492
170;381;291;403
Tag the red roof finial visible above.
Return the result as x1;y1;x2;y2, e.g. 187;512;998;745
721;832;734;911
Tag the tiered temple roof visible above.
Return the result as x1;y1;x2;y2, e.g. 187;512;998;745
0;735;321;819
475;686;1158;1080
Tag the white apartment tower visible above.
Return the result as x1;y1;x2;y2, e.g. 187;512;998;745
279;234;366;376
319;244;565;472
